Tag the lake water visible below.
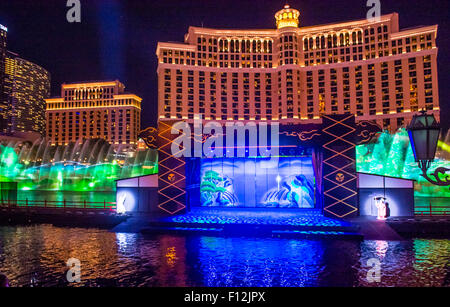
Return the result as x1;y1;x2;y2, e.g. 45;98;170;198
0;225;449;287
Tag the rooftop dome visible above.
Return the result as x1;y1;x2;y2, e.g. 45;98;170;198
275;4;300;29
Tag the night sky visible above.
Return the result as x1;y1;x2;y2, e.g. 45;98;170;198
0;0;448;131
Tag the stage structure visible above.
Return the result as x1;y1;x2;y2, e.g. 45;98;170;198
140;114;382;219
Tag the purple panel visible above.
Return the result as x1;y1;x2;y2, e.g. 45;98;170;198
139;175;159;188
358;173;384;188
117;177;139;188
385;177;414;189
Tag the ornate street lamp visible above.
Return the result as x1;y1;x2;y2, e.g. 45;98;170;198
407;111;450;187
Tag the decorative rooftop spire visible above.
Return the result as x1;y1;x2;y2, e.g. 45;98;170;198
275;4;300;29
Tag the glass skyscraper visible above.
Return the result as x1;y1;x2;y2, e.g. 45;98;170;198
3;51;50;135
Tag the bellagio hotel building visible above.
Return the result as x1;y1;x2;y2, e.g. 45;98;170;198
156;5;439;131
45;80;142;146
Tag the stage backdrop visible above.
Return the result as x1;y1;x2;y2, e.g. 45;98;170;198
153;114;374;217
191;157;315;209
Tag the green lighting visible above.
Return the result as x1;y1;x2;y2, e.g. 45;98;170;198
2;131;447;200
357;129;450;198
438;140;450;153
0;140;158;192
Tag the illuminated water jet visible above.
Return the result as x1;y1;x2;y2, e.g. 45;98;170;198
0;138;157;191
356;128;450;198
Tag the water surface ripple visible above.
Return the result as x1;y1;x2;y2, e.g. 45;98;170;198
0;225;449;287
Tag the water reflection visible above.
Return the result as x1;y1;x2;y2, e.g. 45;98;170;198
357;240;450;287
196;237;325;287
375;240;389;259
0;225;449;287
412;239;450;286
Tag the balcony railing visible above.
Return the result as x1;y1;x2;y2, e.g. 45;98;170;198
0;199;116;211
415;197;449;216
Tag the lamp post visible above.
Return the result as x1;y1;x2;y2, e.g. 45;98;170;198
407;111;450;187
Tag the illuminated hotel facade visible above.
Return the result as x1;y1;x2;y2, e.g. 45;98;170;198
0;24;8;132
156;5;439;131
1;23;51;136
3;51;50;135
46;80;142;147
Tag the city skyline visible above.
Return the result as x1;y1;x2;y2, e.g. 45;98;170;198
0;0;448;130
0;1;449;290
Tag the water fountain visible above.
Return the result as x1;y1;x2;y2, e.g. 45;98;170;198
2;130;447;202
0;137;158;192
356;128;450;198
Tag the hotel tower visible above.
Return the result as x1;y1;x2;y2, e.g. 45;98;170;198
1;24;50;136
156;5;439;131
46;80;142;147
4;51;51;135
0;24;8;132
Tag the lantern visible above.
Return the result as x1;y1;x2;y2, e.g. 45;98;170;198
407;111;440;164
407;111;450;188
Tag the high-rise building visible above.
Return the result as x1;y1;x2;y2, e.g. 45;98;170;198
156;5;439;131
3;51;50;135
46;80;142;146
0;24;8;132
0;24;50;136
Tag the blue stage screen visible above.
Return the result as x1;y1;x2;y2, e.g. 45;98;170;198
198;157;315;208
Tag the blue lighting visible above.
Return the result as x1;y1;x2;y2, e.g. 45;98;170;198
272;230;347;235
197;157;315;209
164;208;351;228
196;236;325;287
170;227;222;232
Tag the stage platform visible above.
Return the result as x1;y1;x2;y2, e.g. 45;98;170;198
143;208;362;239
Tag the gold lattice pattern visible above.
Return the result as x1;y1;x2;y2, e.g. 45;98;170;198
322;115;358;218
157;121;187;215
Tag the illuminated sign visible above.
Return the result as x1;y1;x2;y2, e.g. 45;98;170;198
0;24;7;32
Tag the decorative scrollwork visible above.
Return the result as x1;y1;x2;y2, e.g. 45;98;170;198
356;120;382;144
357;120;381;128
418;160;450;188
280;130;321;141
192;132;225;143
421;166;450;188
357;130;379;143
139;127;158;149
